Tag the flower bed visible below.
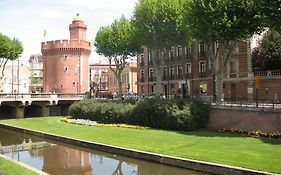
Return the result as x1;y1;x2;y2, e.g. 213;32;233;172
61;116;97;126
218;128;281;139
61;116;149;129
95;123;150;130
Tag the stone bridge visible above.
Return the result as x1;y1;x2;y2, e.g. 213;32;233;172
0;93;85;118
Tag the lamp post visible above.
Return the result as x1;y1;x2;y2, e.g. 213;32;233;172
17;58;19;93
11;60;14;93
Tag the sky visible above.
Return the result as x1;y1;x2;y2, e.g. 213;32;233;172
0;0;139;64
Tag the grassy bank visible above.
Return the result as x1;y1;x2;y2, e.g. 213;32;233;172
1;117;280;174
0;156;39;175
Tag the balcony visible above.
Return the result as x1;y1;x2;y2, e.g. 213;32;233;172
177;74;183;80
185;73;193;79
162;75;169;81
230;73;237;78
139;62;144;67
140;77;145;82
254;69;281;77
148;76;155;82
199;72;206;78
198;51;206;59
177;55;182;60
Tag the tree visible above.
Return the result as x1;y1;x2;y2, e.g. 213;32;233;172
95;16;140;100
257;0;281;31
184;0;263;103
0;33;23;90
133;0;190;97
253;30;281;70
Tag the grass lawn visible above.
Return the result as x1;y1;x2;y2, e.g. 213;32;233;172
0;156;39;175
0;116;280;174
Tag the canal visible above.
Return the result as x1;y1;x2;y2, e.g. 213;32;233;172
0;128;208;175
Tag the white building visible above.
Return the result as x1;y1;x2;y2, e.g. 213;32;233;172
1;63;30;93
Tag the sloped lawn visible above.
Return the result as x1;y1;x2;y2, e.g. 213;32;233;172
0;156;39;175
0;117;280;174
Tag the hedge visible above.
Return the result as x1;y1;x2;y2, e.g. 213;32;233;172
68;98;210;131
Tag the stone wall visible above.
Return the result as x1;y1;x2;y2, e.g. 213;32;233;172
208;107;281;132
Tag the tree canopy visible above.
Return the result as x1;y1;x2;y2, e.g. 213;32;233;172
95;16;140;100
184;0;267;103
0;33;23;79
133;0;190;97
253;30;281;70
133;0;189;48
257;0;281;30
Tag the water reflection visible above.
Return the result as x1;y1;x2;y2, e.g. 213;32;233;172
0;128;207;175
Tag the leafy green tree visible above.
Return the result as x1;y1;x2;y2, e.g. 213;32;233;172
184;0;263;103
95;16;140;100
253;30;281;70
257;0;281;30
133;0;190;97
0;33;23;90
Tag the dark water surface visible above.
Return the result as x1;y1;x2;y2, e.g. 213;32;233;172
0;127;209;175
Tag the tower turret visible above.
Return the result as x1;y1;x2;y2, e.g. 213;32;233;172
69;13;87;41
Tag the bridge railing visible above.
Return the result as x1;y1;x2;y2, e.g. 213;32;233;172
0;93;85;100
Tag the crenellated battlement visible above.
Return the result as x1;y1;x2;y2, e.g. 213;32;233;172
41;39;91;52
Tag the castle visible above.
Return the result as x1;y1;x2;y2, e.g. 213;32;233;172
41;14;91;93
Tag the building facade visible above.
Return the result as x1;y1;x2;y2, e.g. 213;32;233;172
41;14;91;93
29;54;44;93
1;63;30;93
108;63;138;96
137;40;253;101
89;64;109;95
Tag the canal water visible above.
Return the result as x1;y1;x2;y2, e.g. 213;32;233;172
0;128;208;175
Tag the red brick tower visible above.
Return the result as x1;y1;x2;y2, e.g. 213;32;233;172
41;13;91;93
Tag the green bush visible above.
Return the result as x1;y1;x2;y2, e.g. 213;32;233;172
68;100;133;123
68;98;210;131
128;98;210;130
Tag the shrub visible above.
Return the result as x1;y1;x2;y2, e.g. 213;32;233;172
68;100;133;123
68;98;211;131
128;98;210;130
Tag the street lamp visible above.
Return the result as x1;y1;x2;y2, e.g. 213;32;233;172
17;58;19;93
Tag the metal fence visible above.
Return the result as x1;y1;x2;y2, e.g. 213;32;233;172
212;98;281;109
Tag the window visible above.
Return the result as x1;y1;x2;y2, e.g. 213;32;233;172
149;68;154;81
64;66;68;72
177;65;182;79
199;61;206;78
170;67;174;79
230;61;237;78
140;54;144;66
72;82;76;88
199;83;207;95
64;55;68;60
169;48;174;61
198;42;205;57
185;47;192;59
176;46;182;59
199;61;205;72
186;63;192;74
140;70;144;82
163;67;168;80
148;51;152;65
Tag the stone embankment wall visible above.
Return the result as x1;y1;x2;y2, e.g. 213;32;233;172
208;107;281;132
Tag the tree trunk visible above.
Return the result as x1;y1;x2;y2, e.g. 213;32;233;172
151;48;165;98
117;72;123;100
215;71;224;103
